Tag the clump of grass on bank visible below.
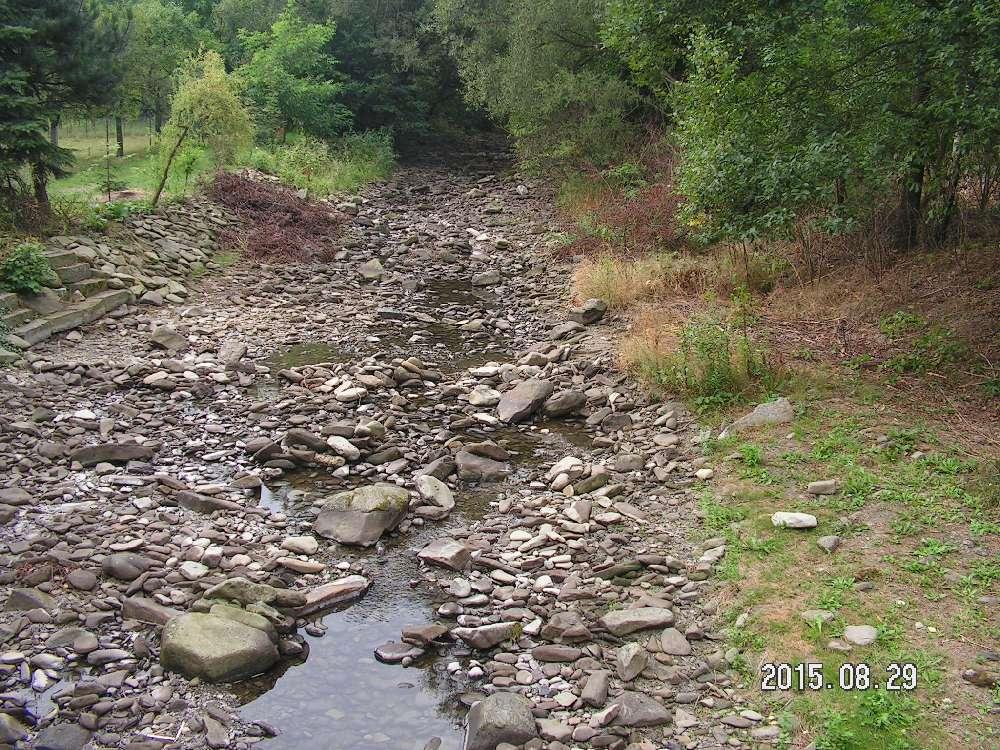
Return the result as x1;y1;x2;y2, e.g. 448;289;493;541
621;301;779;411
243;131;395;197
572;252;677;309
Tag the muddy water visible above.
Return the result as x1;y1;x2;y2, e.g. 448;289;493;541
236;422;594;750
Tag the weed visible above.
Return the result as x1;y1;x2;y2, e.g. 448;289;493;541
983;378;1000;398
631;310;774;409
879;310;925;338
0;241;57;294
913;538;957;558
699;493;745;531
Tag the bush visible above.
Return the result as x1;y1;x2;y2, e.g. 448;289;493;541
623;308;775;410
0;241;57;294
242;130;394;196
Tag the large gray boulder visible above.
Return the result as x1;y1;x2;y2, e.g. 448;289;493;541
160;613;278;682
464;692;538;750
313;483;409;546
496;378;554;423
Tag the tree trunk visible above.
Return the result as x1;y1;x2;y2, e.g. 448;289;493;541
31;162;49;208
154;109;163;135
895;159;924;249
151;126;188;208
49;115;60;147
115;116;125;157
930;135;964;245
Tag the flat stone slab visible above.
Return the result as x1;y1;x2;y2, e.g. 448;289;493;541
292;575;370;617
598;606;674;635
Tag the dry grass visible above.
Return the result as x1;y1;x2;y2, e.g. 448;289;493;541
571;251;727;309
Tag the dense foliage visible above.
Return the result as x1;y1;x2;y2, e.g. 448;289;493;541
2;0;998;253
1;0;119;203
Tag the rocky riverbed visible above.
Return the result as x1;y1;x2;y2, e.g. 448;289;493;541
0;153;780;750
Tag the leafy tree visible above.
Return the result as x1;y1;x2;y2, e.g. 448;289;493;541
238;4;351;140
119;0;209;134
212;0;285;65
0;0;120;205
435;0;644;167
321;0;474;148
605;0;1000;247
152;49;253;206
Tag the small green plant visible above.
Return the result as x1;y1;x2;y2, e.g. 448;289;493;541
640;309;774;410
879;310;925;338
0;242;57;294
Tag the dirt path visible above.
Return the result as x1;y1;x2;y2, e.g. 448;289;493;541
1;155;790;750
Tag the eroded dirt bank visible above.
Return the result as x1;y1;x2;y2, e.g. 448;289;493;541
0;154;763;750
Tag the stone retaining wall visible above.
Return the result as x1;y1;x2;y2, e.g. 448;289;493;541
1;201;234;362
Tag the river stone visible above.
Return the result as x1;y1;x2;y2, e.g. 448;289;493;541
496;378;554;423
582;670;610;707
293;575;370;616
418;538;472;571
455;450;510;481
375;640;425;663
843;624;878;646
531;644;581;662
659;627;692;655
771;511;818;529
34;723;92;750
160;613;278;682
598;607;674;635
721;397;794;437
464;692;538;750
610;691;672;727
209;604;278;642
359;258;384;280
314;483;409;546
415;475;455;511
4;587;57;612
102;553;152;581
807;479;839;495
0;712;27;742
569;298;608;325
149;324;187;352
281;535;319;555
68;442;153;466
617;642;647;681
122;596;181;625
203;577;307;609
543;389;587;418
452;622;519;649
0;487;31;506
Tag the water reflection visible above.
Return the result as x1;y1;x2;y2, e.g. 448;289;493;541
238;419;595;749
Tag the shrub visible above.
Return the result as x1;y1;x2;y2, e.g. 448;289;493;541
0;241;57;294
242;130;394;196
622;307;775;410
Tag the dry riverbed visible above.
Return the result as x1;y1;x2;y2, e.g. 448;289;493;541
0;154;929;750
